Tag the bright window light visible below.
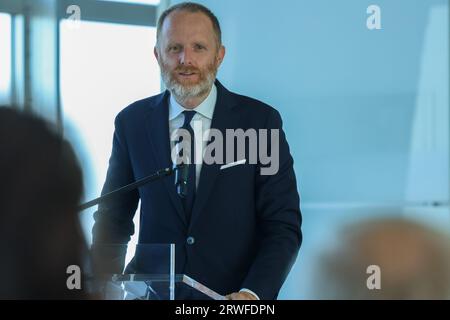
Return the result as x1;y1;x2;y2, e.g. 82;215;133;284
60;20;161;255
0;13;11;105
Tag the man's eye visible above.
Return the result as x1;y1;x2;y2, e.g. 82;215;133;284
194;44;205;50
169;46;181;52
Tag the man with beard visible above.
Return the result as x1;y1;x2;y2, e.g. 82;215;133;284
92;2;301;300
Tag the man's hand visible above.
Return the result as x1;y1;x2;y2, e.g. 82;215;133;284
225;292;258;300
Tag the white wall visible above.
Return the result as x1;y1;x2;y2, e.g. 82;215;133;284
171;0;450;299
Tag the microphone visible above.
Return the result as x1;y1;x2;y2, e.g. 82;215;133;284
175;163;189;198
79;166;173;211
173;137;191;199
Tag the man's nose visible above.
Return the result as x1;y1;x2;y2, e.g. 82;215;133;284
179;48;193;65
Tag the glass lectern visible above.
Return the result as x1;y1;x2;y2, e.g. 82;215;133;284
89;244;225;300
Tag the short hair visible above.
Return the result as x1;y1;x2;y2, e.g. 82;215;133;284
157;2;222;47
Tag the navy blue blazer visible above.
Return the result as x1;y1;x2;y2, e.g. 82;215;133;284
92;80;302;300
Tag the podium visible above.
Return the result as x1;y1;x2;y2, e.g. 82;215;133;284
94;274;225;300
89;243;226;300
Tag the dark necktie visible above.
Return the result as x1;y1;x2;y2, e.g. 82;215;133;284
177;110;197;221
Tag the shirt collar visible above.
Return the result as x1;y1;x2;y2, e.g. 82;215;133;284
168;83;217;121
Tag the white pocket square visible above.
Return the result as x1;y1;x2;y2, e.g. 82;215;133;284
220;159;247;170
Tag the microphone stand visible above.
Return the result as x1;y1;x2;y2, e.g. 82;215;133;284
79;165;182;211
80;164;189;299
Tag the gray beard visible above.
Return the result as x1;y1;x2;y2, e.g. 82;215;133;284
161;69;216;103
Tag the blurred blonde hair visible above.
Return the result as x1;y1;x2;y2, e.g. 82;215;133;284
319;217;450;299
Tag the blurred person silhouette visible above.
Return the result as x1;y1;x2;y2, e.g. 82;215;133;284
0;107;88;299
318;217;450;299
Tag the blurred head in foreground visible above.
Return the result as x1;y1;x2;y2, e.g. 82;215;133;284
319;217;450;299
0;107;86;299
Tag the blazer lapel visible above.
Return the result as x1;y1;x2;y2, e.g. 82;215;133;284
189;80;240;229
144;91;187;226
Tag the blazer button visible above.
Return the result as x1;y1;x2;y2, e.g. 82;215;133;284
186;236;195;245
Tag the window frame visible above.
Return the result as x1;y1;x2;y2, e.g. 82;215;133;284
0;0;160;123
57;0;158;27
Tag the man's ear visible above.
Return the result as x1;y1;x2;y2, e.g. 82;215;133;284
217;45;226;66
154;46;159;61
